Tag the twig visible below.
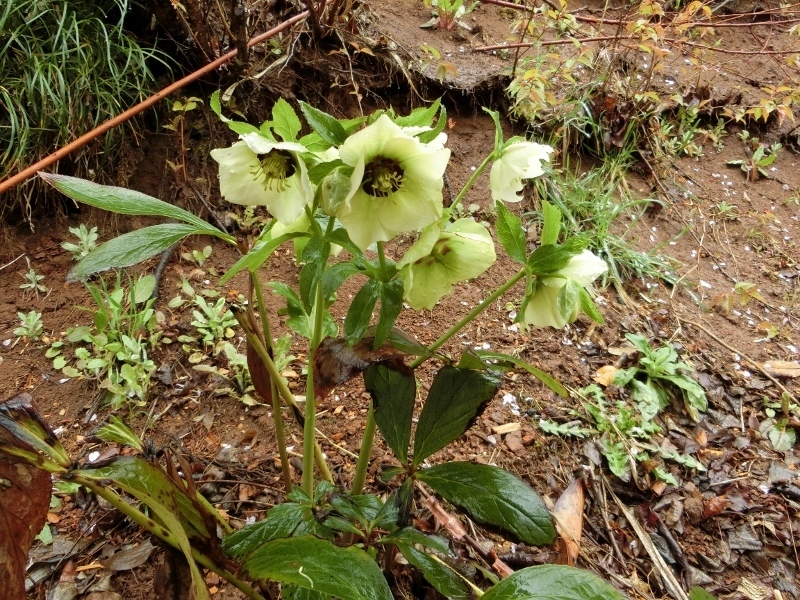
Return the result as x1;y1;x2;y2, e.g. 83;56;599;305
592;477;628;567
0;253;25;271
676;317;799;405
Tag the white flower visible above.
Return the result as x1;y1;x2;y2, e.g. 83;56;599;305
210;133;313;224
399;219;496;310
336;114;450;251
523;250;607;328
490;141;553;203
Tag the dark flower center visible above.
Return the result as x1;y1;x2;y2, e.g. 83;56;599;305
362;157;404;197
253;150;296;192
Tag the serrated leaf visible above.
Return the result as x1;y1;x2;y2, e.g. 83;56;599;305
475;350;567;397
417;104;447;144
480;565;627;600
417;462;555;545
272;98;302;142
321;262;361;298
578;288;604;324
365;363;415;465
413;367;500;466
69;224;200;281
527;244;576;275
40;174;230;239
223;502;306;559
540;200;562;246
242;536;393;600
374;279;404;348
344;279;380;346
299;102;348;146
494;201;527;263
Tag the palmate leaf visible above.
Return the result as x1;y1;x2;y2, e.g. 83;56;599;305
242;536;393;600
481;565;627;600
417;462;555;545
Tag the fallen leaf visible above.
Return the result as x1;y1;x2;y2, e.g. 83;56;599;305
759;360;800;378
100;540;156;572
703;496;729;519
594;365;619;386
552;478;585;566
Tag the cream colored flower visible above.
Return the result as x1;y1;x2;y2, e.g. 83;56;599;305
399;219;496;310
210;133;312;224
490;141;553;203
336;114;450;250
523;250;607;328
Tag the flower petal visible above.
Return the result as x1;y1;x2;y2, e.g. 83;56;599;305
523;283;568;329
556;250;608;286
401;261;453;310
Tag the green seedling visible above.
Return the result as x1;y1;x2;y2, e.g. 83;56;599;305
20;268;48;295
727;135;782;181
422;0;478;30
13;310;44;340
178;295;237;360
61;224;99;260
181;245;212;267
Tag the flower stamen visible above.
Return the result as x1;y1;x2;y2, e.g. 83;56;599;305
362;157;404;197
252;150;295;192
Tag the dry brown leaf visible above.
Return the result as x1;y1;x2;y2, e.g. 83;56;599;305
703;495;730;519
552;478;585;566
759;360;800;378
594;365;618;386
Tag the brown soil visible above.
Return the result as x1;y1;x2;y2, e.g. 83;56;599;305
2;0;800;598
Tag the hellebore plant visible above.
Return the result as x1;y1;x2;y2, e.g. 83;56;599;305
16;96;625;599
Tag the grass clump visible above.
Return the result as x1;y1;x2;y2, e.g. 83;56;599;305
0;0;170;221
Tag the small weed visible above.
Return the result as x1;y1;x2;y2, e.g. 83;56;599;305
47;274;161;408
20;268;48;296
181;245;212;267
422;0;478;30
712;281;762;313
727;132;782;181
713;201;739;221
178;295;238;361
61;224;99;260
164;96;203;181
13;310;44;340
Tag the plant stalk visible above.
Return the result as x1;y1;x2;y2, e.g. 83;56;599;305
410;267;526;368
302;281;327;495
449;153;494;213
351;400;377;496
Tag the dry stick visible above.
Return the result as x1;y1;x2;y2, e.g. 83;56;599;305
0;6;329;195
676;316;799;405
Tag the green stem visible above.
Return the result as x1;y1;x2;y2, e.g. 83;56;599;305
376;241;388;281
303;281;327;495
72;476;266;600
410;267;526;368
351;400;377;496
450;152;494;213
251;272;292;492
232;308;332;483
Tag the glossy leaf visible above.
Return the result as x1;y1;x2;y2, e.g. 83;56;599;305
413;367;500;466
220;231;307;285
365;363;416;464
344;279;380;346
243;536;393;600
527;244;576;276
299;238;331;312
374;278;404;348
223;502;306;559
321;261;361;298
0;393;70;468
495;201;527;263
284;585;331;600
299;102;348;146
481;565;627;600
69;223;200;281
417;462;555;545
395;542;473;600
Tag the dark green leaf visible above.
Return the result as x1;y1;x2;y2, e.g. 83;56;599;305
374;279;404;348
308;159;346;185
40;174;230;238
379;466;405;482
344;279;380;346
481;565;627;600
243;536;393;600
495;201;527;263
272;98;302;142
284;584;331;600
325;227;363;258
380;527;451;555
69;224;199;281
0;394;70;468
299;237;330;312
527;244;575;275
321;262;361;299
578;288;604;325
395;543;472;600
223;503;306;559
299;102;348;146
220;232;308;285
417;104;447;144
417;462;555;545
413;367;500;466
365;363;416;465
475;350;567;396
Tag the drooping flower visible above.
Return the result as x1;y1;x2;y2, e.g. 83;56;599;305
210;133;313;224
399;218;496;310
523;250;607;328
335;114;450;250
490;141;553;204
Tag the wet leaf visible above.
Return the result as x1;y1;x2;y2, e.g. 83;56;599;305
242;536;393;600
0;393;70;469
365;363;416;465
418;462;555;545
480;565;627;600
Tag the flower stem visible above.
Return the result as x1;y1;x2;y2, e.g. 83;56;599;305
351;399;377;496
410;267;526;368
449;153;494;213
303;280;327;496
376;241;389;281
